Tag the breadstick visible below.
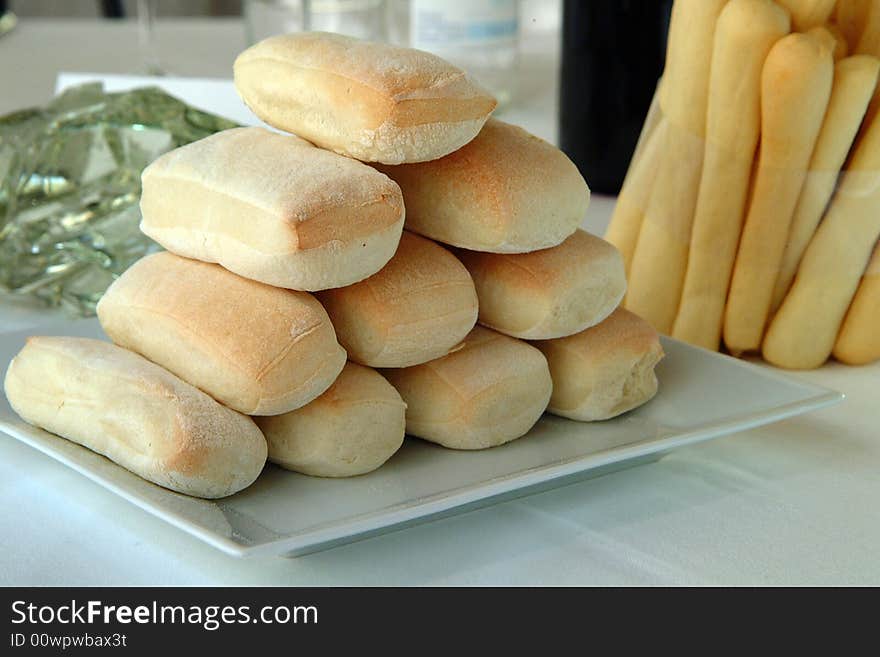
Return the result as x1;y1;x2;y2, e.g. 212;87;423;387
776;0;836;30
604;120;666;275
672;0;790;350
860;64;880;128
625;0;727;332
656;0;728;134
723;33;833;354
605;81;664;274
826;23;850;60
762;99;880;369
836;0;871;49
807;23;849;60
833;239;880;365
771;55;880;313
631;78;664;168
856;1;880;56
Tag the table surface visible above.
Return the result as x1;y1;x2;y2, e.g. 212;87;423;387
1;18;879;586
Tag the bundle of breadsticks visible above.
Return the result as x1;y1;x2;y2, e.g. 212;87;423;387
606;0;880;370
4;33;665;499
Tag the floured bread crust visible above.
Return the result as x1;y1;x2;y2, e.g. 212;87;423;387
140;127;405;291
456;230;626;340
257;362;406;477
532;308;664;421
233;32;497;163
318;232;478;368
381;326;552;449
97;252;346;416
4;337;267;499
375;119;590;253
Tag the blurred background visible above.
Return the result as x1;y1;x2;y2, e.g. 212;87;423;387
5;1;241;14
2;1;560;104
1;0;672;192
0;0;669;317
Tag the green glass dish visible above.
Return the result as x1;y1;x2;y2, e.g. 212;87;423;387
0;82;238;316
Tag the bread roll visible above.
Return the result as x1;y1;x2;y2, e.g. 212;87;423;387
233;32;496;164
834;240;880;365
374;118;589;254
255;363;405;477
381;327;552;450
531;308;664;422
455;229;626;340
4;337;267;499
317;232;478;368
140;127;404;291
97;252;346;416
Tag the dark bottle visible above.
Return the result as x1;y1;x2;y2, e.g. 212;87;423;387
559;0;671;195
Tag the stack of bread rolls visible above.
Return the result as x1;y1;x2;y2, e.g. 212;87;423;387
607;0;880;370
4;32;664;499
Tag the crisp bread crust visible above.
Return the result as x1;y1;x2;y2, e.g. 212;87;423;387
139;127;405;290
375;118;590;252
256;363;406;477
456;230;626;339
97;252;346;416
317;232;478;367
532;308;664;421
233;32;497;163
381;326;552;449
3;337;267;498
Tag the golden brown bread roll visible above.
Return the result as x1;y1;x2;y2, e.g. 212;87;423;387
374;118;589;254
233;32;496;164
455;229;626;340
381;327;552;450
4;337;267;499
255;362;406;478
140;127;404;291
317;232;478;368
97;252;346;416
531;308;663;422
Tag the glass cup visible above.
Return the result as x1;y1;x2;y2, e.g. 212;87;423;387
244;0;388;44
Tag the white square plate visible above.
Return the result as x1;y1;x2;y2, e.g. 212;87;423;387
0;320;842;558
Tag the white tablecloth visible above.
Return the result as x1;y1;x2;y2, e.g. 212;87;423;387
1;19;878;586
